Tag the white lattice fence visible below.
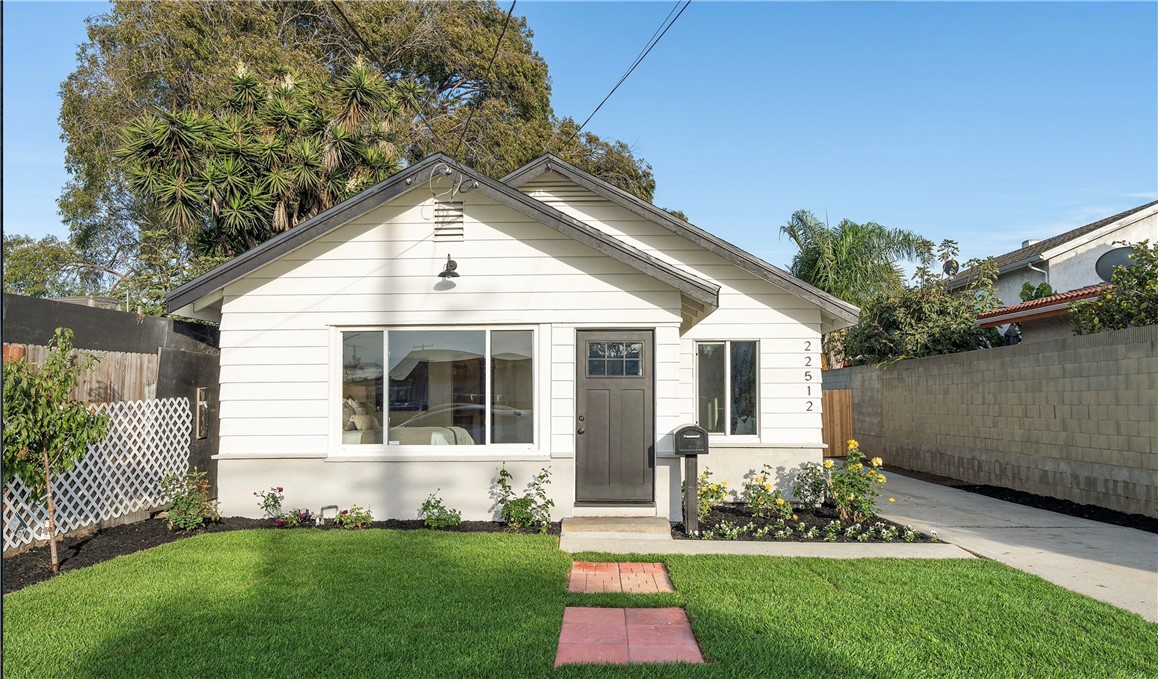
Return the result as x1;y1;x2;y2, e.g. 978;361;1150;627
3;397;191;554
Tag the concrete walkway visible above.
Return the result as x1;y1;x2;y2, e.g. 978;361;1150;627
880;472;1158;622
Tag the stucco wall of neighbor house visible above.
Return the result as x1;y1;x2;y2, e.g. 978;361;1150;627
1020;315;1074;344
992;212;1157;306
825;325;1158;517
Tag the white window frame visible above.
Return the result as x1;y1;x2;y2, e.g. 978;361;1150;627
328;325;542;460
694;339;760;439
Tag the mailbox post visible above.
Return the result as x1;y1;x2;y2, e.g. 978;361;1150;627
673;425;709;534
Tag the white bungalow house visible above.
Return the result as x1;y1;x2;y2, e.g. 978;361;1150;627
166;154;858;521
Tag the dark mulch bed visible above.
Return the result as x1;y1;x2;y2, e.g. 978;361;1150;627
2;516;559;596
672;504;936;542
891;467;1158;534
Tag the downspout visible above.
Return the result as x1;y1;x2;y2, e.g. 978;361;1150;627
1028;260;1048;283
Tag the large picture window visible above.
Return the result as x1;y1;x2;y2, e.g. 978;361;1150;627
340;329;533;446
697;341;758;436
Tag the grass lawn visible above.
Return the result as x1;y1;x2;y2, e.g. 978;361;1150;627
3;530;1155;678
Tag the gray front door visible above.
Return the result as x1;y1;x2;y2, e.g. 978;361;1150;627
576;330;654;503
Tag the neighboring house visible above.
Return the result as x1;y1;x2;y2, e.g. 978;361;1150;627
976;283;1107;344
166;154;858;521
950;201;1157;307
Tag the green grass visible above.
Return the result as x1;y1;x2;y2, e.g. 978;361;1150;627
3;531;1154;678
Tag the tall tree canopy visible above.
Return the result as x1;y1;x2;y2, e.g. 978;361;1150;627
59;0;655;284
780;209;931;307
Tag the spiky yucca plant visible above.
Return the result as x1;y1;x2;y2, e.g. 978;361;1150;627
118;60;410;257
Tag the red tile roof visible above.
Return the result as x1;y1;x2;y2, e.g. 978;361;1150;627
977;284;1109;327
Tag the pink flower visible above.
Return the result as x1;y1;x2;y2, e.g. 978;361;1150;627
341;510;349;515
275;518;284;526
276;487;283;493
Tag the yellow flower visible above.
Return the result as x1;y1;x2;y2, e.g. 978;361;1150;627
849;463;863;471
823;460;834;469
709;484;718;491
792;514;798;520
1105;294;1112;300
848;494;856;500
763;483;771;491
755;476;765;483
847;439;859;450
775;498;785;506
888;497;896;503
871;457;883;468
877;474;887;483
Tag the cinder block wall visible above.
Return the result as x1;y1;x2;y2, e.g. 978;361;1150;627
825;325;1157;518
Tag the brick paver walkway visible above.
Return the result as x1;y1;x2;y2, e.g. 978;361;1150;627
554;607;704;666
568;561;676;594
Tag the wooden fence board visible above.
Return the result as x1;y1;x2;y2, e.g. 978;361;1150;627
4;343;158;402
822;389;854;458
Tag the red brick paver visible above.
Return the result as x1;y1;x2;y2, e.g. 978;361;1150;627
568;562;675;594
554;607;704;667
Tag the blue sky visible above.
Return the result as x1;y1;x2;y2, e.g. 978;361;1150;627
4;1;1156;270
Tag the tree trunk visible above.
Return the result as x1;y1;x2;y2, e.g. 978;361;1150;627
42;451;60;575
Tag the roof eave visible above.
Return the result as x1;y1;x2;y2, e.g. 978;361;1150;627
503;155;859;325
166;153;720;315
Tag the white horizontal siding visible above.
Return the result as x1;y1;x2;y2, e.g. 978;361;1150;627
522;173;824;446
217;184;682;457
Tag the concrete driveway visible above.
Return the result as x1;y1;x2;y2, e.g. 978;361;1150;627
880;472;1158;622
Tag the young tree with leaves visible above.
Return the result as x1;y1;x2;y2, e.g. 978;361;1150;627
3;328;109;574
1071;240;1158;334
845;242;1003;365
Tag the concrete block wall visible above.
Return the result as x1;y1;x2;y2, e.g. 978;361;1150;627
825;325;1157;517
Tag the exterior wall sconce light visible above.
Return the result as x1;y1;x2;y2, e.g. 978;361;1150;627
438;254;460;278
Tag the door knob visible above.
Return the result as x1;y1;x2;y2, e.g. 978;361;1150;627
577;427;586;434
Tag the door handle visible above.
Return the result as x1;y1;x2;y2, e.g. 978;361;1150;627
577;427;586;435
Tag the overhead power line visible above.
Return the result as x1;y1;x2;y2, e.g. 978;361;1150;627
556;0;691;153
328;0;450;153
454;0;518;159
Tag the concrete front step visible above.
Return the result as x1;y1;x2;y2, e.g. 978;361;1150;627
570;505;658;518
560;517;674;544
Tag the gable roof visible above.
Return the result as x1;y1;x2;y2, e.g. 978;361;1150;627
502;155;859;326
949;201;1158;288
165;153;721;315
976;283;1107;328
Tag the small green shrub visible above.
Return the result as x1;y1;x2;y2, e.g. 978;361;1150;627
829;440;886;523
254;486;284;518
162;468;218;531
681;469;728;521
742;465;791;520
333;505;373;529
1072;240;1157;334
420;490;462;529
495;466;554;533
791;462;829;511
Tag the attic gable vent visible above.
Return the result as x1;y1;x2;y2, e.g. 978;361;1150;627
434;201;465;242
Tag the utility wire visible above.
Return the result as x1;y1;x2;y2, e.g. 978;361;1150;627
329;0;376;58
328;0;450;153
555;0;691;153
454;0;518;159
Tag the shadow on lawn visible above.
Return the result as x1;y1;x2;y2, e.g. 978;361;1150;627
72;530;571;678
63;534;920;679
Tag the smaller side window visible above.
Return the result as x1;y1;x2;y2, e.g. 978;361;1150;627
696;341;758;435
